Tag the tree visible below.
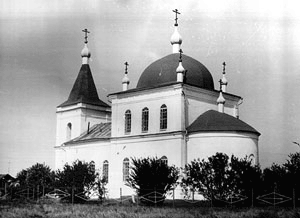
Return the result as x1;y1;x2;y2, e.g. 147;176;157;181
16;163;55;188
55;160;96;202
182;153;262;204
262;163;288;194
126;157;179;205
182;153;231;201
229;155;262;195
14;163;55;199
284;152;300;188
261;152;300;195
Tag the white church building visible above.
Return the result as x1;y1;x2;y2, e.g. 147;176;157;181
54;13;260;198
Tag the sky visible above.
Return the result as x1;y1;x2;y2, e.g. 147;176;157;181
1;0;300;176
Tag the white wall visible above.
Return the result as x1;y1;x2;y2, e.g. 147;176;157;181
56;103;111;146
184;86;241;126
111;86;184;138
188;132;259;165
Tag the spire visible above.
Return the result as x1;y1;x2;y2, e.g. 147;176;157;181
176;49;185;82
58;29;109;108
220;62;228;92
217;79;226;113
81;29;91;65
170;9;182;53
122;62;130;91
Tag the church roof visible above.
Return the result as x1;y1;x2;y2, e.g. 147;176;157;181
65;122;111;145
136;53;214;90
187;110;260;136
58;64;109;108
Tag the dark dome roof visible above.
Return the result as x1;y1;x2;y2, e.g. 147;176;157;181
187;110;260;136
136;53;214;90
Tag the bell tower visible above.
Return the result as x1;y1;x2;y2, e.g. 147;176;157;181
55;29;111;147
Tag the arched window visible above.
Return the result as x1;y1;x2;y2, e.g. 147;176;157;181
90;161;95;172
103;160;109;182
160;104;167;130
66;123;72;141
161;156;168;165
142;107;149;132
123;158;130;181
125;110;131;134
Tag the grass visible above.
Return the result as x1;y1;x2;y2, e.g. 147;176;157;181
1;200;300;218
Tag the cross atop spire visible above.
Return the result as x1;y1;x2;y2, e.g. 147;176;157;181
124;62;129;74
222;62;226;74
172;9;180;26
82;28;90;44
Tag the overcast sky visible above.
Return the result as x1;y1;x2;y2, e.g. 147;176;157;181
1;0;300;176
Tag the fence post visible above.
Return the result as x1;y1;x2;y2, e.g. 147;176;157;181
120;188;122;204
4;182;7;197
293;188;296;209
192;189;194;202
251;188;254;208
173;189;175;208
155;188;157;207
72;186;74;205
37;185;39;200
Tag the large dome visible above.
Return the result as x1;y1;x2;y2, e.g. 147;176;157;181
136;53;214;90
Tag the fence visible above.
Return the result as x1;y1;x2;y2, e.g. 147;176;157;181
1;185;300;209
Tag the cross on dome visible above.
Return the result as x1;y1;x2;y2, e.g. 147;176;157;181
223;62;226;74
124;62;129;74
172;9;180;26
179;49;183;62
82;28;90;44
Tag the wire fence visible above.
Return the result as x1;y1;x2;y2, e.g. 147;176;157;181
1;185;300;208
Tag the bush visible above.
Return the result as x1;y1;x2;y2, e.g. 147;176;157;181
126;157;179;205
55;160;96;202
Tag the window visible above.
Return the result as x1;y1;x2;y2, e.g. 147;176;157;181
161;156;168;165
90;161;95;172
125;110;131;133
103;160;109;182
123;158;130;181
142;107;149;132
66;123;72;141
160;104;167;130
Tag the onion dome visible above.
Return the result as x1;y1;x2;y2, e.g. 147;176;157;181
170;26;182;46
137;53;214;90
122;74;130;84
221;74;228;85
81;43;91;58
176;61;185;74
217;91;225;104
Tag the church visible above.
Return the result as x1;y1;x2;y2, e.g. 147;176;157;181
54;11;260;198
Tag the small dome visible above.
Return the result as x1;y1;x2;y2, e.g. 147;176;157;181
137;53;214;90
176;61;185;73
170;27;182;45
221;74;228;85
81;44;91;58
217;92;225;104
187;110;260;136
122;74;130;84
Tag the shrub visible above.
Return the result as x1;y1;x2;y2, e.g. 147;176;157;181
126;156;179;205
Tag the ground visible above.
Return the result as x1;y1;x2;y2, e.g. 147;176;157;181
0;200;300;218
